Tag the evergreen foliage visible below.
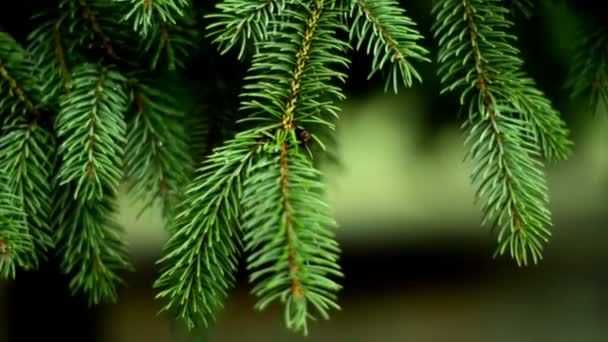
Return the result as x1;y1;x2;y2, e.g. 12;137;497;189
0;0;604;336
432;0;571;266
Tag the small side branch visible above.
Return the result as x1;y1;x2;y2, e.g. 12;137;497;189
0;65;41;118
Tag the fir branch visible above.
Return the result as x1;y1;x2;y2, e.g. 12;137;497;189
125;79;192;220
52;182;131;304
118;0;190;37
242;142;342;335
27;14;73;107
348;0;430;93
0;32;42;121
432;0;562;265
205;0;287;59
433;0;571;162
154;129;265;329
0;124;56;268
55;63;129;202
0;31;56;267
0;169;34;279
566;24;608;117
238;0;345;333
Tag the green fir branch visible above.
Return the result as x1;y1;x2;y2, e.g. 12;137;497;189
52;182;131;304
348;0;430;93
0;169;34;279
0;32;43;122
0;124;56;269
566;24;608;117
154;129;264;329
433;0;571;162
242;142;342;335
237;0;346;333
27;13;74;106
125;79;192;220
205;0;287;59
55;63;129;202
432;0;566;265
118;0;190;37
0;31;56;268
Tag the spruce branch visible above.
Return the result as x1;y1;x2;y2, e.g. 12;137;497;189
433;0;571;162
55;63;129;202
117;0;190;37
205;0;287;60
237;0;345;333
125;78;192;220
0;124;56;269
0;31;56;267
154;129;264;329
0;170;34;279
566;24;608;117
348;0;430;93
52;182;131;304
242;142;342;335
432;0;565;265
27;14;73;106
0;32;42;121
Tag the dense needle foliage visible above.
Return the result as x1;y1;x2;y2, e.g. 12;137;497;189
0;0;605;336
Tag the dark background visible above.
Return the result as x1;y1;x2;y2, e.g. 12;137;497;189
1;0;608;341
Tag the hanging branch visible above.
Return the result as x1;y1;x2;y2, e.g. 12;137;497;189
0;32;55;268
27;12;73;106
56;64;128;202
52;181;131;304
237;0;347;334
124;78;192;220
154;129;263;329
0;33;42;121
54;63;131;303
432;0;570;265
242;143;342;335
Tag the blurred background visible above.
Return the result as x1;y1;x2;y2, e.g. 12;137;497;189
1;0;608;341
